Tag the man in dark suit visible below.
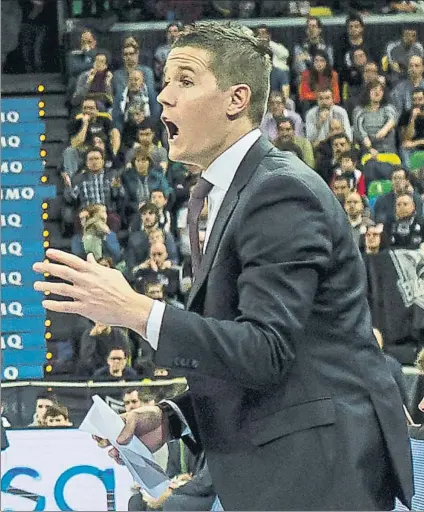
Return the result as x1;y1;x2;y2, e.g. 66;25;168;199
33;21;413;511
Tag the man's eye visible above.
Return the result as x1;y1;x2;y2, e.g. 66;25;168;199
181;78;193;86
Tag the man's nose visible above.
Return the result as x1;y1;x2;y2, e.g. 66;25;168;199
157;85;176;107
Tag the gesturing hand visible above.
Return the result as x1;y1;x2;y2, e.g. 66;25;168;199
33;249;153;335
93;406;168;464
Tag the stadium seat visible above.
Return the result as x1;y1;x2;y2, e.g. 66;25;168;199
361;153;401;167
381;56;389;73
367;180;393;199
410;151;424;171
309;7;333;16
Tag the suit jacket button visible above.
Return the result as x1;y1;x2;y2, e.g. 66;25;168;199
191;360;199;369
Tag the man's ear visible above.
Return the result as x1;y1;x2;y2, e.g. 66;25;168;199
226;84;252;118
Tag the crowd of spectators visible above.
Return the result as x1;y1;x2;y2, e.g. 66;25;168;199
55;13;424;379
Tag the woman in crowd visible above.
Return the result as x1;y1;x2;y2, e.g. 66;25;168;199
299;49;340;109
353;80;399;155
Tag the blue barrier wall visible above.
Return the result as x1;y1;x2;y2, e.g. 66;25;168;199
1;97;55;381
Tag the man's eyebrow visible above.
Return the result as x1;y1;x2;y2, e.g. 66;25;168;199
163;65;197;76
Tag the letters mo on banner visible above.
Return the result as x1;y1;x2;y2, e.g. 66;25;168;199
1;96;55;381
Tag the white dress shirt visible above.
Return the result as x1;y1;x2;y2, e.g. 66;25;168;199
145;128;262;350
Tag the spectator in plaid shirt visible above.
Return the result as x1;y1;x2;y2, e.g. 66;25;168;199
64;147;125;232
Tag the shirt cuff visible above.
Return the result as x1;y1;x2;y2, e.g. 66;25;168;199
145;300;166;350
159;399;193;438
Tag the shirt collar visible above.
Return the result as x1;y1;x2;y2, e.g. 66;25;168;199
202;129;261;192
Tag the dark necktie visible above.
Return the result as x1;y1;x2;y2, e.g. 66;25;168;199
187;177;213;277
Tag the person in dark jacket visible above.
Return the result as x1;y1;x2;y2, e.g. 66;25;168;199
121;146;174;226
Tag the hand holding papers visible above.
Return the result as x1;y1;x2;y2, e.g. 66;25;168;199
80;395;170;499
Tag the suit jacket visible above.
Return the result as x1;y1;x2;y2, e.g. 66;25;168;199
153;136;413;510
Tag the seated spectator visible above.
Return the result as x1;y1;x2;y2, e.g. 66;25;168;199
71;51;113;110
299;50;340;110
391;55;424;116
91;346;139;382
112;38;159;123
274;141;304;160
119;104;147;153
66;29;106;101
341;47;369;100
124;118;168;171
28;392;56;427
78;321;131;377
71;204;121;262
385;193;424;249
331;151;366;195
126;202;179;273
260;91;302;140
315;125;353;184
273;116;314;168
331;175;351;206
112;69;151;135
361;222;386;254
122;146;173;225
344;191;373;245
293;16;334;84
64;147;125;233
305;87;351;148
133;242;180;300
344;61;384;122
373;167;423;224
338;12;376;82
151;189;172;232
44;405;73;428
63;96;120;180
154;22;182;91
400;87;424;169
386;27;424;86
353;80;399;156
256;24;290;97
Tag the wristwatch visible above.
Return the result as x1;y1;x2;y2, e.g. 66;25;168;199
158;402;183;439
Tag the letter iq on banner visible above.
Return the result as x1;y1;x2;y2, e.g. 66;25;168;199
1;97;56;380
1;429;134;511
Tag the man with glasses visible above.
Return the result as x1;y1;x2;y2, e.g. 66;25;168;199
91;347;138;382
112;39;160;123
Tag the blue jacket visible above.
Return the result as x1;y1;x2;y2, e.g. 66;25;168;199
121;166;174;216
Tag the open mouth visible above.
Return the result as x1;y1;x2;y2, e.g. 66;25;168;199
162;117;179;142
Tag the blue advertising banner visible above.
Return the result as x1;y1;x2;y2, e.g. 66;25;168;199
2;365;44;380
2;332;48;351
2;213;43;234
2;121;45;136
2;146;42;160
3;348;48;367
1;268;41;288
2;287;46;303
1;96;51;380
1;159;44;174
2;316;46;334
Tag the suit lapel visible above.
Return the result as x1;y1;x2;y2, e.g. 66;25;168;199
187;135;275;310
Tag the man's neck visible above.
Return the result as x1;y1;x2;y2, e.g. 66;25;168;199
349;214;362;226
308;37;321;45
366;247;379;254
411;75;423;87
144;224;158;235
350;35;363;46
197;122;255;169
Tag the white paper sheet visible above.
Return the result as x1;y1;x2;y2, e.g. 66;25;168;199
79;395;170;498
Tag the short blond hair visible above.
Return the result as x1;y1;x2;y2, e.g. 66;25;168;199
172;21;272;126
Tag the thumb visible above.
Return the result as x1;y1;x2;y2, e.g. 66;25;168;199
87;253;97;264
117;415;136;445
